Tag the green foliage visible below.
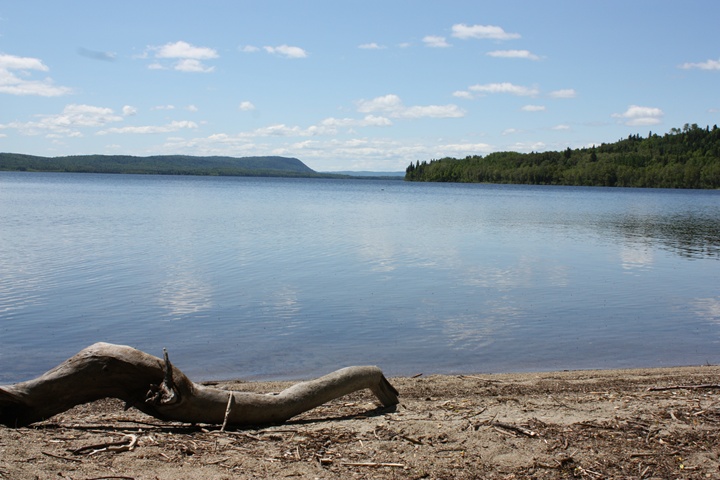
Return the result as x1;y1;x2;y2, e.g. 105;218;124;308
0;154;342;178
406;124;720;189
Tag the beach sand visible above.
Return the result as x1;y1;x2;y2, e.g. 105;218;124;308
1;365;719;479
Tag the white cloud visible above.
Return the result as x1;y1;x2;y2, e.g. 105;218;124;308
357;94;403;113
451;24;520;40
170;120;198;129
612;105;664;126
320;115;392;127
468;82;539;97
208;115;392;140
282;137;429;165
245;44;309;58
147;40;218;73
263;45;308;59
239;101;256;111
487;50;540;60
186;105;198;112
401;104;465;118
156;108;470;168
436;142;493;156
452;90;474;99
0;53;72;96
158;130;488;171
174;58;215;73
2;104;122;135
679;58;720;70
249;124;316;137
552;124;571;130
356;94;464;118
521;105;546;112
509;141;546;152
154;41;218;60
549;89;577;98
0;53;49;71
97;120;198;135
358;43;386;50
41;104;122;128
423;35;451;48
122;105;137;116
152;105;175;110
160;113;392;150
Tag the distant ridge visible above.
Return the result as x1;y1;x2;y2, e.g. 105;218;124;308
0;153;326;177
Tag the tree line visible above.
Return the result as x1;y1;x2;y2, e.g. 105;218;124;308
406;124;720;189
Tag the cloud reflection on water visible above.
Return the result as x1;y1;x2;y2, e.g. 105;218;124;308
620;244;655;272
692;297;720;323
158;270;213;318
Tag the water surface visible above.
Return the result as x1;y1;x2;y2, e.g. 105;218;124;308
1;172;719;383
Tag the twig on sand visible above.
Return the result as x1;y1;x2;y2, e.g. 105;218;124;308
341;461;406;468
220;392;233;432
84;477;136;480
476;421;539;437
647;384;720;391
398;433;423;445
72;434;138;455
41;451;83;463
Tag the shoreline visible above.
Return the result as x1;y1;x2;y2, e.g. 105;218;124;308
202;362;719;385
2;362;715;387
2;364;719;478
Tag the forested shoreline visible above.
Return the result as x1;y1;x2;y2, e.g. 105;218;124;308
406;124;720;189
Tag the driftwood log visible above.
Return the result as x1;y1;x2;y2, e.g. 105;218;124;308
0;342;399;428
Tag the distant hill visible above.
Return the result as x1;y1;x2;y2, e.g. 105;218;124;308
0;153;325;177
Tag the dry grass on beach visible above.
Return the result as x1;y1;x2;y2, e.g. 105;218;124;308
2;365;720;479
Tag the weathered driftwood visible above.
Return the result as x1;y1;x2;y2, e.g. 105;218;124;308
0;342;399;428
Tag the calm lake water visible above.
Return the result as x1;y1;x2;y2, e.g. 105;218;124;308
1;172;719;384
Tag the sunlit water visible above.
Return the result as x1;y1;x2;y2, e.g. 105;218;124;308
1;172;719;383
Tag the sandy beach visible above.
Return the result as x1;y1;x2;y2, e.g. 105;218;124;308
1;365;719;479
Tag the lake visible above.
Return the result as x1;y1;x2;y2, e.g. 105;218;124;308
1;172;719;384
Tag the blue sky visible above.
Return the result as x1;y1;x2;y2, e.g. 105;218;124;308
1;1;719;172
